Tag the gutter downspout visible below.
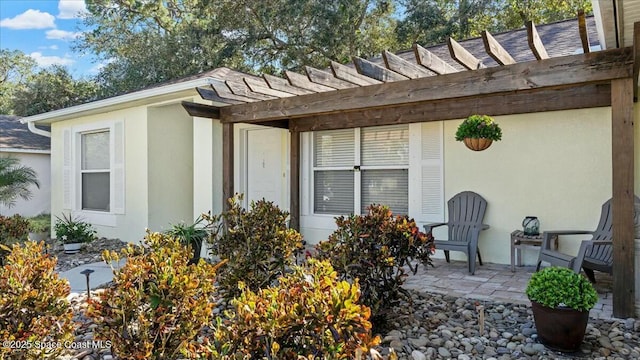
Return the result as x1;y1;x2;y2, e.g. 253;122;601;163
27;121;52;138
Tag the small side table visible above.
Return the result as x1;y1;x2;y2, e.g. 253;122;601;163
510;230;558;272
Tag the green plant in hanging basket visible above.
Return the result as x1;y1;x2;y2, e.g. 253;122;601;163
455;114;503;141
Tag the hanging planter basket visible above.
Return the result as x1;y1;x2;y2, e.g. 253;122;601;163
463;137;493;151
455;115;502;151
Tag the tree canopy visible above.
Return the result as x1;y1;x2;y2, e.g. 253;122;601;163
0;50;98;117
2;0;593;115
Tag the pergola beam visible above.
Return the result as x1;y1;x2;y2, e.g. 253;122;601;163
220;48;633;123
305;66;358;89
353;57;409;82
196;87;244;105
482;30;516;65
382;50;433;79
289;84;611;132
527;21;550;60
226;80;278;101
263;74;315;95
331;61;382;86
243;77;296;98
285;70;335;92
413;44;458;74
181;101;220;119
448;37;485;70
578;10;591;54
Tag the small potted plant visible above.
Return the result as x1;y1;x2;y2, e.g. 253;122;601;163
165;214;211;264
27;213;51;242
526;267;598;352
54;213;97;254
455;114;502;151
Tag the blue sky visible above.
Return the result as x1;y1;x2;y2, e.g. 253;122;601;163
0;0;99;78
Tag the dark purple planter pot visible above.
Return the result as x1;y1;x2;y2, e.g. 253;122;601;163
531;301;590;352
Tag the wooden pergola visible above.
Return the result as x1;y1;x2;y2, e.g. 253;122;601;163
183;18;639;318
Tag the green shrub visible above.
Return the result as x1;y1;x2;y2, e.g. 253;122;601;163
205;194;303;299
27;213;50;234
315;204;434;320
204;259;380;359
526;266;598;312
0;214;29;264
86;231;222;360
0;241;74;360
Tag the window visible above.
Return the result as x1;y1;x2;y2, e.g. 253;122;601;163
62;121;125;220
312;125;409;215
80;131;110;211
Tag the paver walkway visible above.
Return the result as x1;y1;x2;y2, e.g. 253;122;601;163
403;258;615;320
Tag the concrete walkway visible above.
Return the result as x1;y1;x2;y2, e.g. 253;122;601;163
403;258;615;320
59;259;126;293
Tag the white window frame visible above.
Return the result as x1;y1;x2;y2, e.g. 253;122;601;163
310;126;410;216
301;122;444;233
66;120;124;227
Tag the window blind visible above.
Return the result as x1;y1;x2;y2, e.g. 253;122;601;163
361;125;409;166
314;129;354;167
361;169;408;215
314;170;354;214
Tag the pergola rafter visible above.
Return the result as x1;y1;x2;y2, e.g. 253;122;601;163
182;19;639;318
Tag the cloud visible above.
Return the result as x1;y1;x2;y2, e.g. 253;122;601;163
46;29;82;40
0;9;56;30
29;52;75;67
58;0;88;19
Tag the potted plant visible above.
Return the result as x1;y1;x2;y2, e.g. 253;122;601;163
27;213;51;242
525;267;598;352
54;213;97;254
165;214;210;264
455;114;502;151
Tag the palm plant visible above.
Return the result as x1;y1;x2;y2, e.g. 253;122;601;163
0;157;40;209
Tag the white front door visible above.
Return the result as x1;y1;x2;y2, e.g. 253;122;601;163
246;128;285;208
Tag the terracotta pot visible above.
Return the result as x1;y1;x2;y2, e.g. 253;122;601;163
531;301;589;352
463;137;493;151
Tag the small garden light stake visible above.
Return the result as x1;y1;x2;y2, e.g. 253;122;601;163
80;269;94;299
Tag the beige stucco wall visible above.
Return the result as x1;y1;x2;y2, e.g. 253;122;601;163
0;151;51;217
190;99;640;267
438;107;613;265
50;106;149;242
295;105;638;266
146;103;194;232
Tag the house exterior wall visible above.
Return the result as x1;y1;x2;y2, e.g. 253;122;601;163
0;151;51;217
442;107;612;265
50;107;149;242
146;103;194;232
296;106;635;266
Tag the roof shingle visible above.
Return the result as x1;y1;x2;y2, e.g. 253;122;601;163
0;115;50;151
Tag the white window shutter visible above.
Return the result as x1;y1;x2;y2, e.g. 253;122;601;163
62;129;72;210
111;121;125;214
409;122;444;222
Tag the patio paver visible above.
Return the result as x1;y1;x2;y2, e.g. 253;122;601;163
404;258;615;319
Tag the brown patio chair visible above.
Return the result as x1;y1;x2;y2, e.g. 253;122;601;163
424;191;489;275
536;196;640;282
